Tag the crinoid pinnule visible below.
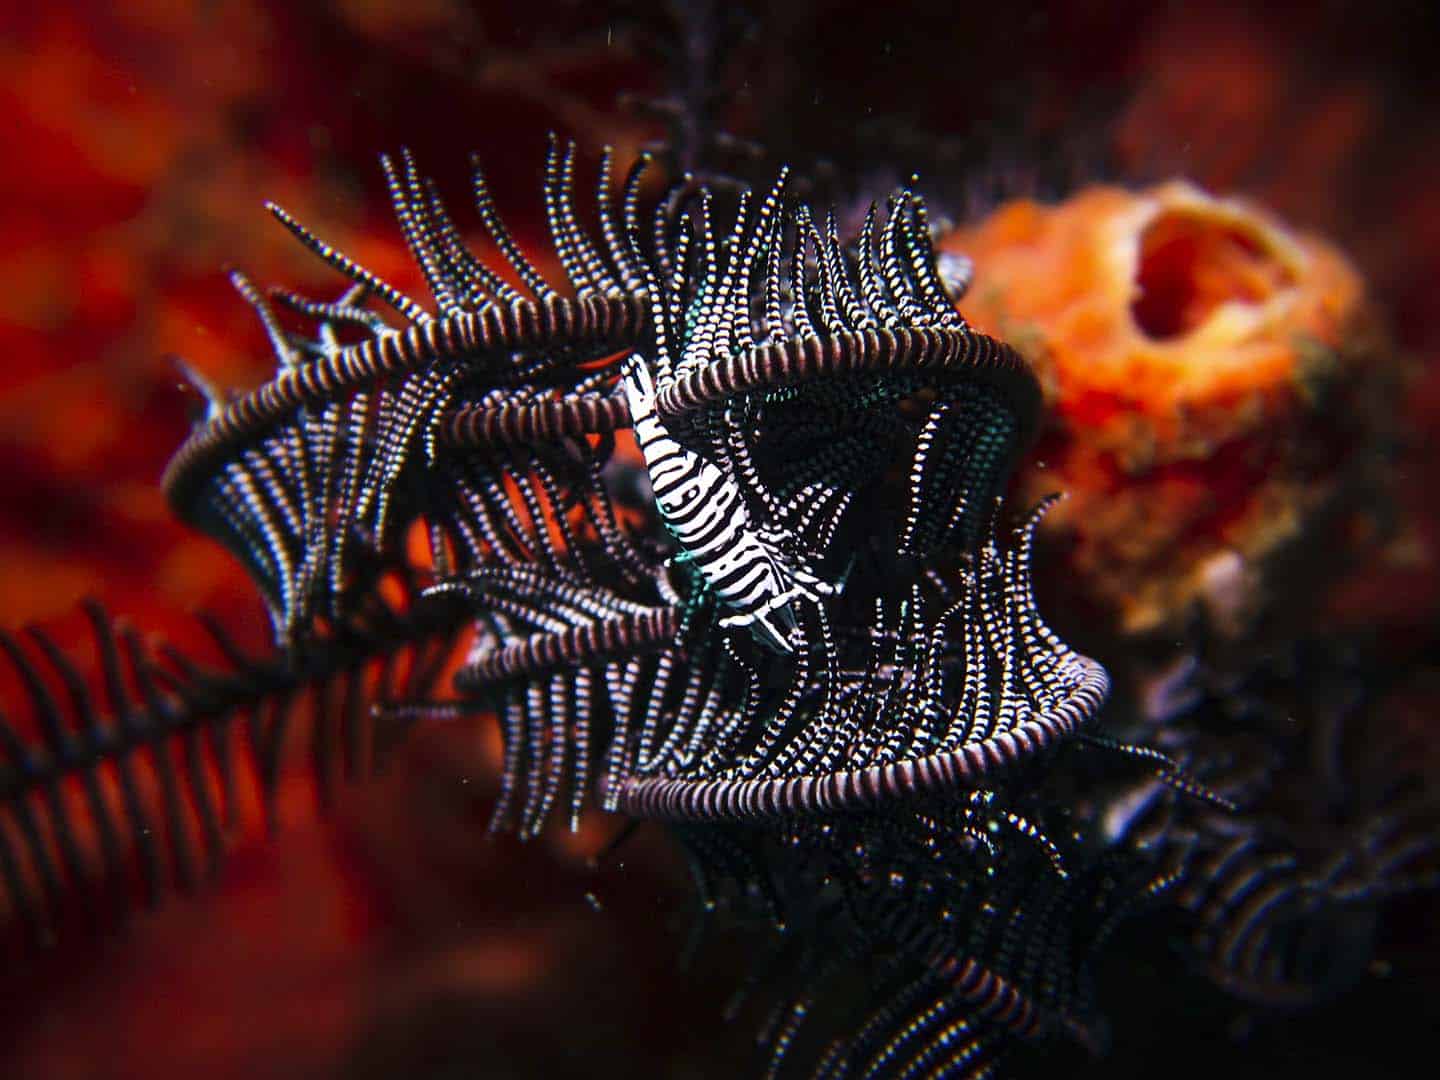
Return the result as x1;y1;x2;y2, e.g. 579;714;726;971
440;564;686;837
675;797;1166;1078
615;498;1110;822
0;578;470;943
162;139;656;644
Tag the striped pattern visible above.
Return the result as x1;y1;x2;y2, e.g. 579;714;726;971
622;353;837;653
616;498;1111;822
163;142;1044;656
653;324;1037;448
701;794;1157;1076
617;657;1108;821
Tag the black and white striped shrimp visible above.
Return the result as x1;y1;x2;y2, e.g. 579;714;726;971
619;353;837;653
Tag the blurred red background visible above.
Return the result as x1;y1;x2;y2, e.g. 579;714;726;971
1;2;1436;1077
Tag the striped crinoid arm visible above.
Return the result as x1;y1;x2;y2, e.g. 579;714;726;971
624;168;1041;569
442;563;703;837
642;179;1039;427
162;141;1044;648
1165;830;1385;1008
1155;771;1440;1009
0;579;470;945
689;805;1163;1078
615;499;1110;823
162;140;656;645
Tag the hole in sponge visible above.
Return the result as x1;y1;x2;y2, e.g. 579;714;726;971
1131;210;1294;340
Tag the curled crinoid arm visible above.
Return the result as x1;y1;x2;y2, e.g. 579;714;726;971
442;564;701;837
159;143;1098;852
1163;829;1377;1008
616;505;1109;823
163;144;657;645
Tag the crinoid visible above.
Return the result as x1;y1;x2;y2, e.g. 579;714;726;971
0;573;470;944
7;134;1132;1077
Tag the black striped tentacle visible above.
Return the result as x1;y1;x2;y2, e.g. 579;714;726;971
1168;831;1381;1007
